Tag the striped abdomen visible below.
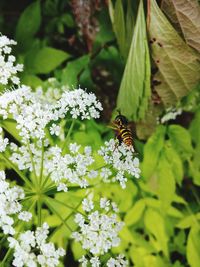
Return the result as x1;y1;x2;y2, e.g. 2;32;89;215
118;127;133;147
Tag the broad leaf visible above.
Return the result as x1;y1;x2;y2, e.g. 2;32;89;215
61;55;89;87
16;1;41;49
157;152;176;211
124;199;146;226
149;0;200;106
168;125;193;159
144;208;169;257
117;0;151;120
30;47;69;74
187;226;200;267
142;125;166;180
170;0;200;54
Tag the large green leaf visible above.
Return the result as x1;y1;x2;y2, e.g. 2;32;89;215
30;47;69;74
124;199;146;226
168;0;200;54
148;0;200;106
16;1;41;48
168;125;193;159
142;125;166;180
144;208;169;257
61;55;89;87
117;0;151;120
186;226;200;267
157;152;176;211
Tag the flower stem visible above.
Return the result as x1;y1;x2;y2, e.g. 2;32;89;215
44;198;72;232
0;154;33;189
62;119;75;153
37;198;42;226
27;141;38;186
39;139;44;186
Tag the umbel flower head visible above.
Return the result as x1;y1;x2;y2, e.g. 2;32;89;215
0;171;32;235
98;139;141;188
72;197;124;256
8;223;65;267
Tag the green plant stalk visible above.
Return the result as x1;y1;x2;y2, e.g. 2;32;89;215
62;119;75;152
39;139;45;186
0;153;33;189
44;198;72;232
37;199;42;226
27;141;39;186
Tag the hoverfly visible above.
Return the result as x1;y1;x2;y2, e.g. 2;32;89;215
109;111;133;148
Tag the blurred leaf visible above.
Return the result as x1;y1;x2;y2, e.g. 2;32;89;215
168;125;193;159
164;142;183;185
176;213;200;229
113;0;126;58
149;0;200;106
142;125;166;180
144;208;169;257
169;0;200;54
61;55;89;86
117;0;150;121
30;47;69;74
21;74;43;88
158;152;176;211
161;0;182;34
16;1;41;50
189;109;200;145
124;199;146;226
187;226;200;267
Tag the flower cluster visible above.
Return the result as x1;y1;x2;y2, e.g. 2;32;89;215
72;197;124;256
0;84;102;142
0;34;23;85
10;142;94;191
8;223;65;267
98;139;140;188
79;254;128;267
0;171;32;235
160;107;182;124
0;126;9;152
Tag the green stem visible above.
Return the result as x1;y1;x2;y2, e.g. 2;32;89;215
47;196;86;217
1;248;12;266
62;119;75;152
37;199;42;226
0;154;33;188
45;198;72;232
39;139;44;186
27;141;38;185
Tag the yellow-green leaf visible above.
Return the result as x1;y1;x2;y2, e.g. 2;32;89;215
187;226;200;267
124;199;146;226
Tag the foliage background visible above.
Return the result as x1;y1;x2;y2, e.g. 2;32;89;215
0;0;200;266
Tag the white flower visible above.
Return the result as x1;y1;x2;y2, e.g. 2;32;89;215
98;139;141;188
107;254;128;267
0;171;29;235
50;123;61;136
72;198;124;255
0;34;23;86
160;107;182;124
8;223;65;267
18;211;32;222
82;198;94;212
79;255;88;267
90;256;100;267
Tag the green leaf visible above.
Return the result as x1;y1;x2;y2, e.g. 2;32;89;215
117;0;151;120
16;1;41;48
30;47;69;74
176;213;200;229
124;199;146;226
113;0;126;58
142;125;166;180
61;55;89;87
21;74;43;88
189;110;200;145
144;208;169;257
148;0;200;106
158;152;176;211
164;142;183;185
168;125;193;159
187;226;200;267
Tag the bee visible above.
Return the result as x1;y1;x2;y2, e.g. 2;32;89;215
109;111;133;148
